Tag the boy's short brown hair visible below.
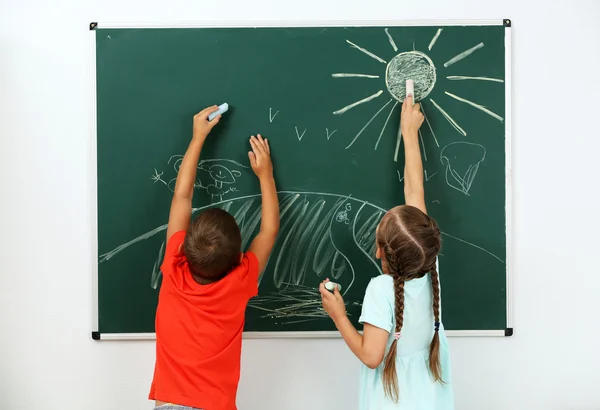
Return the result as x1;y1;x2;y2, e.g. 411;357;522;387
183;208;242;284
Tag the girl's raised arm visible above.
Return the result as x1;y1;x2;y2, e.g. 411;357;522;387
400;95;427;214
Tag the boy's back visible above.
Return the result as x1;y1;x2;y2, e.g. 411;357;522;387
149;231;260;410
149;108;279;410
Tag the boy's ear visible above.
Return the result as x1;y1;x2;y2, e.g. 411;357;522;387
178;243;184;255
239;252;244;263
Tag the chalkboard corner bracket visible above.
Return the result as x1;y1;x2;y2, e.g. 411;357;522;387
503;18;512;27
91;331;101;340
90;22;98;31
504;328;514;337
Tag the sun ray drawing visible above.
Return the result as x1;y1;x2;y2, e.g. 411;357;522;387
332;90;383;115
374;101;398;150
443;42;484;67
346;40;387;63
428;28;443;51
419;129;428;161
444;91;504;122
420;103;440;148
447;76;504;83
332;73;379;79
385;28;398;52
345;99;394;150
429;98;467;136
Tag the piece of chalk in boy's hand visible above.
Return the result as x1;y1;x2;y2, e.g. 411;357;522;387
325;282;342;292
406;80;414;104
208;103;229;121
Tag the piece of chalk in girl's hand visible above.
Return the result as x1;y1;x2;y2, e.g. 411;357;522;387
406;80;414;104
208;103;229;121
325;282;342;292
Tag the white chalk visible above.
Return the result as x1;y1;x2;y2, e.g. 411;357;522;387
208;103;229;121
406;80;414;104
325;282;342;292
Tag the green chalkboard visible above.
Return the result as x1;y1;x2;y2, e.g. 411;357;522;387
94;23;510;337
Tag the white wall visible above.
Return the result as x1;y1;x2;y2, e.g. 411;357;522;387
1;0;599;409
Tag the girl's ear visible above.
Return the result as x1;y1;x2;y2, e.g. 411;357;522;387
375;247;381;260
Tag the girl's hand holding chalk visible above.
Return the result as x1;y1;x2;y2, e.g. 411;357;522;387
325;281;342;292
401;81;424;138
193;105;223;141
319;279;346;322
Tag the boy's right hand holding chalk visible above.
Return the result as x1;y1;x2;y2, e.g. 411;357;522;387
192;105;222;143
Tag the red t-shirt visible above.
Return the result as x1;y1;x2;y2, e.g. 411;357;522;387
149;231;259;410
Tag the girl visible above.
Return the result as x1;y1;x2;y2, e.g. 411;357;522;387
320;95;454;409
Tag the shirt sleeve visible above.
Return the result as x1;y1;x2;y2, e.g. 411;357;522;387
159;231;187;277
240;252;260;298
358;278;393;333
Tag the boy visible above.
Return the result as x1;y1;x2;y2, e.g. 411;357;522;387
149;106;280;410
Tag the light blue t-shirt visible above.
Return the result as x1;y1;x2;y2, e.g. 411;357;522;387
358;273;454;410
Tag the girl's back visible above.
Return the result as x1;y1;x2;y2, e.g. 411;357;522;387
319;95;454;410
358;273;454;410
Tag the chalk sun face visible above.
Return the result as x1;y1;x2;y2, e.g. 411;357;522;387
386;51;436;102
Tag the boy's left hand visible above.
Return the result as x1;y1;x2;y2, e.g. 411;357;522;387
319;279;347;322
193;106;221;142
248;135;273;180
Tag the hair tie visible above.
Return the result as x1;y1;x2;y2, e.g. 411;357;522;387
393;332;401;340
434;322;440;332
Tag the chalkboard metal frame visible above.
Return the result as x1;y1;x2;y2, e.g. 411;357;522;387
90;27;99;341
93;329;509;341
90;19;513;340
89;20;510;30
504;24;514;337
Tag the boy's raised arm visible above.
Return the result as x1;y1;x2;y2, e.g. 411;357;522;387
400;96;427;215
247;135;279;274
166;106;221;242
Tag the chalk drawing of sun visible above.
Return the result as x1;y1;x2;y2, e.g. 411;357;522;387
332;28;504;161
